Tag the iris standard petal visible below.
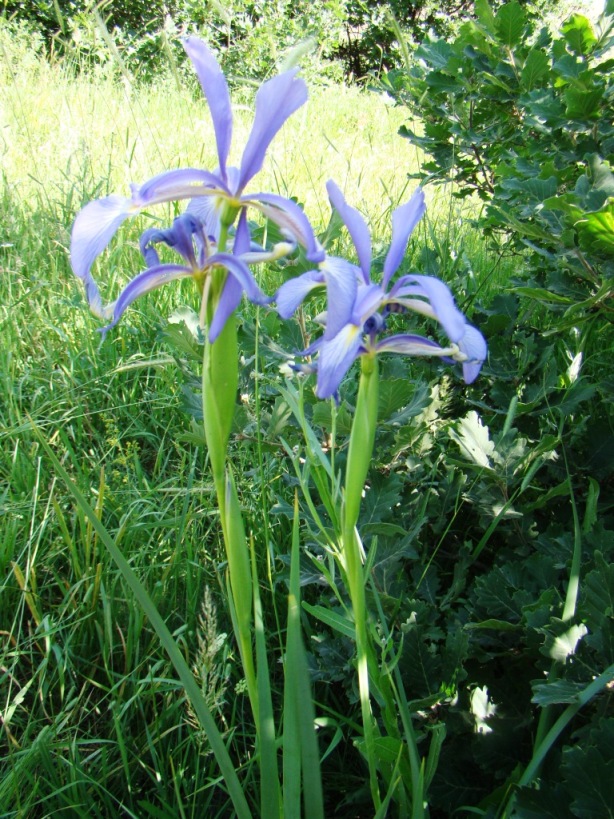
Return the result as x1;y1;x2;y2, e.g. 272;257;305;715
275;269;325;318
321;256;359;340
186;194;222;241
249;192;325;263
315;323;364;399
233;209;251;255
70;195;134;292
326;180;372;283
239;69;308;190
182;37;233;181
102;263;194;333
351;282;385;326
141;214;200;268
382;188;426;287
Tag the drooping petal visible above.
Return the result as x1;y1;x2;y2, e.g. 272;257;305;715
320;256;359;340
208;273;243;343
101;263;194;334
326;180;371;283
71;170;226;286
139;227;162;267
248;192;325;263
391;274;467;343
208;251;271;341
457;324;488;383
135;168;227;206
376;333;448;356
382;188;426;287
239;69;308;190
182;37;233;182
315;323;364;399
70;195;134;307
212;253;270;306
275;269;325;318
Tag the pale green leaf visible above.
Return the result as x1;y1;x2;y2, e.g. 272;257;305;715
464;618;522;631
562;13;598;55
449;410;496;468
577;201;614;253
549;623;589;662
475;0;497;34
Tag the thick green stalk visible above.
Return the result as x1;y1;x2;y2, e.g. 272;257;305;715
202;315;238;502
342;354;381;808
343;355;425;816
200;253;257;720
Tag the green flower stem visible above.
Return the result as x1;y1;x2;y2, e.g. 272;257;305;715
202;313;238;505
223;468;258;717
202;324;258;715
344;355;379;534
343;355;425;816
202;216;233;503
201;223;258;722
343;354;381;809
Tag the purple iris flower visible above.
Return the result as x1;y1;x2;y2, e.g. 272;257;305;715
96;208;282;340
276;180;487;399
70;36;323;320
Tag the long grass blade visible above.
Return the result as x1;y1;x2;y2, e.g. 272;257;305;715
251;537;281;818
31;419;251;819
284;494;324;819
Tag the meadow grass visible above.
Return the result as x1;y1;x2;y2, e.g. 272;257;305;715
0;27;515;816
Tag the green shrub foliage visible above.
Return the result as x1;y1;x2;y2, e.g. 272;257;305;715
371;3;614;812
3;0;559;80
382;0;614;321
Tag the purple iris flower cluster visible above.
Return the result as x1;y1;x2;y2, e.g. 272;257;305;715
70;36;323;334
277;181;487;398
70;36;487;394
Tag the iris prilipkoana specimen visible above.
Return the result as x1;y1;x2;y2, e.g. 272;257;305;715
276;180;487;398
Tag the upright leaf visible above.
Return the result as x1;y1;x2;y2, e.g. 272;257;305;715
562;14;598;56
495;1;526;46
521;49;550;91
